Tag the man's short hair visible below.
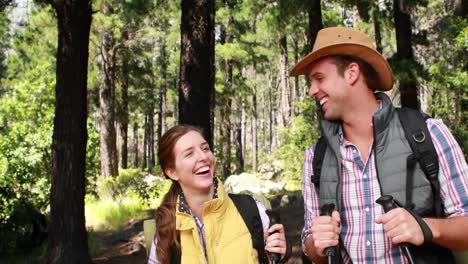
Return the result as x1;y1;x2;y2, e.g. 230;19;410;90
329;55;380;91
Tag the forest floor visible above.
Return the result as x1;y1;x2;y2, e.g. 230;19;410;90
91;198;307;264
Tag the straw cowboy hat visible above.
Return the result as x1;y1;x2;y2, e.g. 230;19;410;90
289;27;394;91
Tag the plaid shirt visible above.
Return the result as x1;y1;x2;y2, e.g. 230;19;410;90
302;118;468;263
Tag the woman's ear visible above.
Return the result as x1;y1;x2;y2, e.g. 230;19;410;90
165;168;179;181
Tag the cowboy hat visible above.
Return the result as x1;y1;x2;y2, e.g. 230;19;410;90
289;27;394;91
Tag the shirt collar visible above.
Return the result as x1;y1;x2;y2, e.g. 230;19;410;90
178;177;219;214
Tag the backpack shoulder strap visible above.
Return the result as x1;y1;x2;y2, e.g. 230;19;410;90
397;107;442;217
170;233;181;264
312;136;327;189
228;193;269;264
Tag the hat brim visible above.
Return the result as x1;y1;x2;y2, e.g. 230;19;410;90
289;43;394;91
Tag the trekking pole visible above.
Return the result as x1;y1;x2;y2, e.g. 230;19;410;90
265;210;281;264
376;195;415;264
320;204;337;264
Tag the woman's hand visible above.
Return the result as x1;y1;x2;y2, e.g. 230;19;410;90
264;223;287;259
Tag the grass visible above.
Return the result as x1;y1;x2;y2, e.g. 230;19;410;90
85;195;153;232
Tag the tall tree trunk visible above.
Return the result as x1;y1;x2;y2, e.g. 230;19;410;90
234;102;244;174
279;34;290;127
142;114;147;170
262;85;268;153
307;0;324;129
220;98;232;178
241;99;246;168
307;0;323;53
252;85;258;172
292;38;300;111
157;38;168;144
268;75;274;152
99;4;118;178
179;0;215;146
47;0;92;262
119;33;129;169
221;56;233;177
373;6;383;54
454;0;467;17
148;100;155;171
173;78;178;123
393;0;419;109
133;122;139;167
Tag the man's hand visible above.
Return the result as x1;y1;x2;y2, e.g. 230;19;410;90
375;207;425;245
310;211;341;257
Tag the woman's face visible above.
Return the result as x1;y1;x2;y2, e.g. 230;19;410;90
166;130;215;194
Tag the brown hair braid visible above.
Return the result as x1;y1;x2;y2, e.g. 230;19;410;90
154;125;204;263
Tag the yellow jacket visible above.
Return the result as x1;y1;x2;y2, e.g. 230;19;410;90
176;181;259;264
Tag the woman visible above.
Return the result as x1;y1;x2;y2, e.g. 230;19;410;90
148;125;289;264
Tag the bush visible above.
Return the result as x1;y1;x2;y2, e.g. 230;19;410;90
98;168;162;205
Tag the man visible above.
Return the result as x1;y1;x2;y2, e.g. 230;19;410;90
290;27;468;263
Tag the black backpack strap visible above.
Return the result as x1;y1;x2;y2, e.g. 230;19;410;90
170;232;181;264
312;136;327;189
397;107;442;217
229;193;269;264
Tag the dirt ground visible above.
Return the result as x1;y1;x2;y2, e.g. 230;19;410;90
91;203;307;264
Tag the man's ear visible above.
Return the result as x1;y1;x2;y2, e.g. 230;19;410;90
346;62;360;85
165;168;179;181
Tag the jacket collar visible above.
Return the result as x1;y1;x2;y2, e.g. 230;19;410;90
372;92;395;135
176;177;229;231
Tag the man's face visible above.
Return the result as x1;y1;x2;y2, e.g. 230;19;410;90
307;57;350;121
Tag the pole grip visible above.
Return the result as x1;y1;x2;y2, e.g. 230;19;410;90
320;204;337;258
266;210;281;263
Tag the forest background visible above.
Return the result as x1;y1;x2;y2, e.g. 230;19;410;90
0;0;466;263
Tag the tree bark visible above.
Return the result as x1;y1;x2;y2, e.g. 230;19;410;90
373;6;383;54
234;102;244;174
99;4;118;178
279;34;290;127
133;122;139;167
142;114;147;170
220;98;232;178
268;74;274;152
252;87;258;172
179;0;215;146
47;0;92;262
307;0;323;128
148;98;155;171
241;99;246;168
157;38;168;145
454;0;467;17
306;0;323;53
118;33;129;169
393;0;419;109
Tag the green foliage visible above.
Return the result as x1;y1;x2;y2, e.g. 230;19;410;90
389;57;426;84
268;99;318;188
426;15;468;155
86;121;101;196
98;168;162;205
0;13;9;83
0;6;56;253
